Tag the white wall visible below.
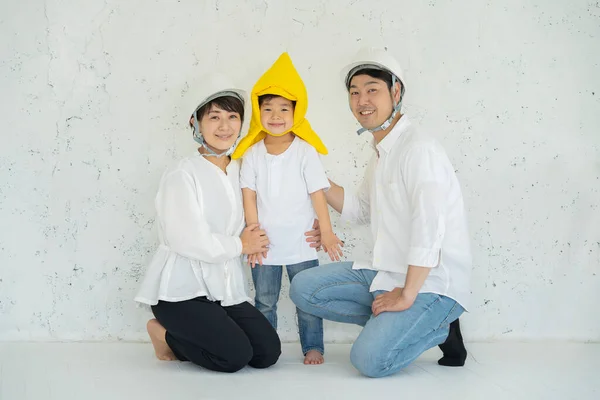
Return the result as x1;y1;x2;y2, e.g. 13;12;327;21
1;0;599;342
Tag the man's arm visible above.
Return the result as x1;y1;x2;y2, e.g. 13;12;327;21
372;144;450;315
402;265;431;301
404;145;448;270
372;265;430;316
325;179;344;214
334;155;376;225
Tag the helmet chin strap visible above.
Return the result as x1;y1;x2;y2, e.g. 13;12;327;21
192;118;236;158
357;75;404;135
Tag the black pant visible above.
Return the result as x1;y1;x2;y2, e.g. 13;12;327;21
151;297;281;373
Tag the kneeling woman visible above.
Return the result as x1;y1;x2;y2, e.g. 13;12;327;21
135;74;285;373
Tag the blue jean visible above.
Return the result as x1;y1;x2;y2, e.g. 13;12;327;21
251;259;324;355
289;262;465;377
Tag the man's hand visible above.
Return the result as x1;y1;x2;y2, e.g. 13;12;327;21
304;219;322;251
371;288;417;316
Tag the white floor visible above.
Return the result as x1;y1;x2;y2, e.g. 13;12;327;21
0;342;598;400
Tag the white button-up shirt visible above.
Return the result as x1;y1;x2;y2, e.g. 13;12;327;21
240;137;330;265
135;153;251;307
341;116;472;310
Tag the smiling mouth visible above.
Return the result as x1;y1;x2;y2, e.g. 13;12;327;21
359;110;375;116
215;134;234;139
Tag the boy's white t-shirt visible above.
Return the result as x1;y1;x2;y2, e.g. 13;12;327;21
240;137;330;265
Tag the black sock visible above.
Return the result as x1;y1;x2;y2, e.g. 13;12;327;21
437;318;467;367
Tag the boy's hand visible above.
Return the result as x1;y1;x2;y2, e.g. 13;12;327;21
321;230;343;261
247;252;265;269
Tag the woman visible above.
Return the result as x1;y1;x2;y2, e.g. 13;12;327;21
135;73;321;373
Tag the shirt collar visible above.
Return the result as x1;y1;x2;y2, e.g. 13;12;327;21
376;115;411;154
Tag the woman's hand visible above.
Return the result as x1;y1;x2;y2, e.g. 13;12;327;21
241;224;270;255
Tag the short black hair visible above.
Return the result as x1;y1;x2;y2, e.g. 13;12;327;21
346;68;393;91
258;94;296;108
195;95;245;122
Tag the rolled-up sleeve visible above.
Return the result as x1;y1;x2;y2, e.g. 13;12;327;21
404;145;449;268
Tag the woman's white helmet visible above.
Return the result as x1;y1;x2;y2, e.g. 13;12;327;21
183;72;247;157
340;47;406;135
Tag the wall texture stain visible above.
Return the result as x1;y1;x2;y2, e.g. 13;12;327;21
0;0;598;342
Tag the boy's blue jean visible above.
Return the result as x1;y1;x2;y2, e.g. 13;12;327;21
251;259;324;355
289;262;464;377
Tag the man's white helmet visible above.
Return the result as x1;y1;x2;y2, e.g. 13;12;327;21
182;72;247;157
340;47;406;135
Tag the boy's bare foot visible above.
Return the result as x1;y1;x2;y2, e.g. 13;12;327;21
147;319;177;361
303;350;324;365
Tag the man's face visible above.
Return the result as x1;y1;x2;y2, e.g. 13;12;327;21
348;73;399;130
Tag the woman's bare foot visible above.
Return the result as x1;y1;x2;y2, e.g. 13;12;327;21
303;350;324;365
147;319;177;361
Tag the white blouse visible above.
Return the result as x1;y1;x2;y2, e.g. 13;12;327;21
135;153;251;307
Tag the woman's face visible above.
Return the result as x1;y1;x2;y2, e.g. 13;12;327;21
197;104;242;152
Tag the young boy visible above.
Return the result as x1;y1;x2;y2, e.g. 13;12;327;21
232;53;343;365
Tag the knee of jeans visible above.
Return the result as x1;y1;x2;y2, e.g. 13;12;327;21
350;341;388;378
254;296;277;313
289;270;311;308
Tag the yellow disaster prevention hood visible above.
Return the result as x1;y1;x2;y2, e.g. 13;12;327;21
232;52;328;159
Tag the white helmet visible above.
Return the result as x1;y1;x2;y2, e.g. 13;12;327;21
340;47;406;135
182;72;247;157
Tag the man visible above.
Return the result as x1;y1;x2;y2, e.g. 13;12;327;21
290;47;472;378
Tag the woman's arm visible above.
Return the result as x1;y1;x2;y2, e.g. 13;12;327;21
159;170;244;263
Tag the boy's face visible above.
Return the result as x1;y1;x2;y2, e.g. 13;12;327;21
260;96;294;135
348;74;399;130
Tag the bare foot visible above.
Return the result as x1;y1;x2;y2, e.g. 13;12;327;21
303;350;324;365
147;319;177;361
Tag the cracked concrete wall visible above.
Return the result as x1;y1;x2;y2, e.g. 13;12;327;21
1;0;599;342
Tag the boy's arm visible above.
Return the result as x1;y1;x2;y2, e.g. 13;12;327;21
242;188;264;267
310;190;343;261
303;146;343;260
310;189;334;236
240;150;259;225
240;150;264;267
242;188;259;225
